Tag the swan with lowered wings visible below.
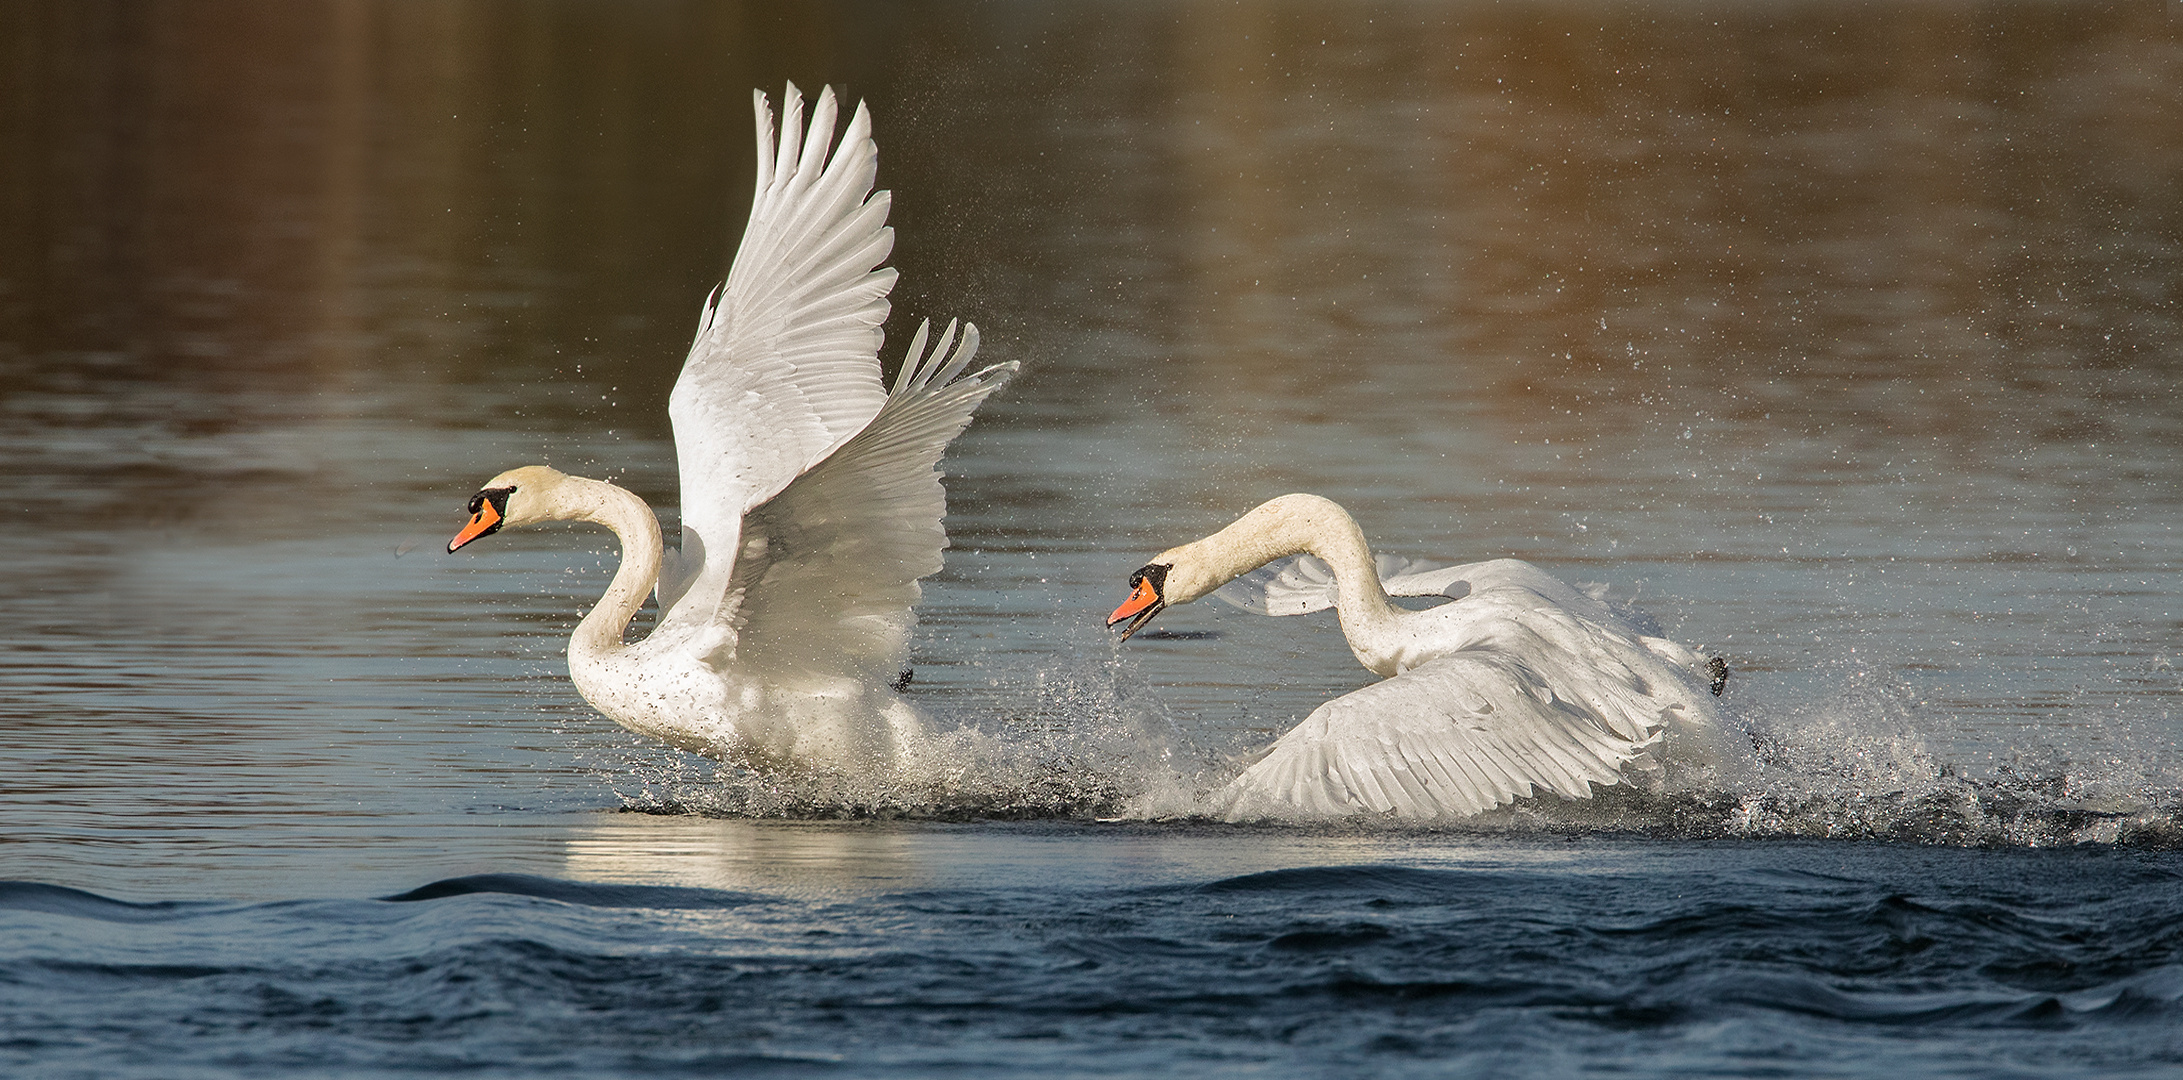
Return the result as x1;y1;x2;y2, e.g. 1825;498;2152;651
1109;494;1733;819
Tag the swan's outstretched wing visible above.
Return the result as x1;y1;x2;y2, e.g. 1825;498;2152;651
720;322;1014;686
1213;555;1624;626
659;83;896;636
1212;553;1447;615
1213;597;1713;820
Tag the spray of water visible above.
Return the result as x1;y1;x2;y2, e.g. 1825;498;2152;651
577;640;2183;846
593;649;1206;820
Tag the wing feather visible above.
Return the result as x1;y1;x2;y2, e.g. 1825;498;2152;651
659;83;898;639
717;322;1015;685
1211;552;1444;615
1210;554;1636;632
1213;612;1705;821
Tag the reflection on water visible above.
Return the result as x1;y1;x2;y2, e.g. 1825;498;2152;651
2;1;2181;894
557;813;1613;899
565;816;934;896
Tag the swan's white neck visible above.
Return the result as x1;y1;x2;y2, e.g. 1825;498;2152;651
547;475;663;667
1167;494;1405;673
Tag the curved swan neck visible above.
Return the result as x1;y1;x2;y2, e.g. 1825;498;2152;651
1174;494;1399;633
552;475;663;661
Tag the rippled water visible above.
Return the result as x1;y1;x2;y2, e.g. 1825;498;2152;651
9;831;2183;1078
4;1;2181;1075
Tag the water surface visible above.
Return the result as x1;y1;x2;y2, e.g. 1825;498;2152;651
3;1;2181;1075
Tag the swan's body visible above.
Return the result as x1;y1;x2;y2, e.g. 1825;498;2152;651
1108;494;1731;820
449;84;1012;771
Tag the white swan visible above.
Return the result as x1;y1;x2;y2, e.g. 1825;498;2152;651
448;84;1014;772
1107;494;1731;820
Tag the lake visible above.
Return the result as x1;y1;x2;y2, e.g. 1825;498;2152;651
3;1;2180;1076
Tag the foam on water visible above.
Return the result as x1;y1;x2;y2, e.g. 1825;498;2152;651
589;643;2183;848
592;652;1202;821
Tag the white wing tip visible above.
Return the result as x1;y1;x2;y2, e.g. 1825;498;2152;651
890;318;1010;397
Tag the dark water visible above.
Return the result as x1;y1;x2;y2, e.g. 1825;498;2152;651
8;828;2183;1078
5;0;2182;1075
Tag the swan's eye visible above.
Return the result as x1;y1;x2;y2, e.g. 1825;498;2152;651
466;486;515;519
449;486;518;553
1130;563;1170;596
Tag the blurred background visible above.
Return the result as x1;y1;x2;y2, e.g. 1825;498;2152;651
3;0;2180;891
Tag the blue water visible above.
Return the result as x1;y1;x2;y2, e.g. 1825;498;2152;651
7;831;2183;1077
6;1;2183;1075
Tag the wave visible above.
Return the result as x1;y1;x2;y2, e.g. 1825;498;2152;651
0;882;211;923
6;847;2181;1078
379;873;759;909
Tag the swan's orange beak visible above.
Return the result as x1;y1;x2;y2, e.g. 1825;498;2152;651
1107;576;1166;642
447;487;512;553
447;502;500;552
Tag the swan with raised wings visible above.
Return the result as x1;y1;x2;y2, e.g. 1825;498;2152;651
1108;494;1732;820
448;84;1013;771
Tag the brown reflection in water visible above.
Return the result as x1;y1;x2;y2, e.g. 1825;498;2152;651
3;1;2176;480
9;1;374;386
1144;4;2180;458
1;0;845;533
2;0;842;407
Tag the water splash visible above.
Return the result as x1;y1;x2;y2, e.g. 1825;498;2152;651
579;644;2183;846
1401;671;2183;847
1712;673;2183;847
600;653;1207;820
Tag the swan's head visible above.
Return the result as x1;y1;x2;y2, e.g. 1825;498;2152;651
1106;561;1170;641
1108;495;1349;641
447;465;569;553
1105;543;1227;641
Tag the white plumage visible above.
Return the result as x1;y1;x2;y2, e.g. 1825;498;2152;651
449;84;1013;772
1109;494;1730;820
